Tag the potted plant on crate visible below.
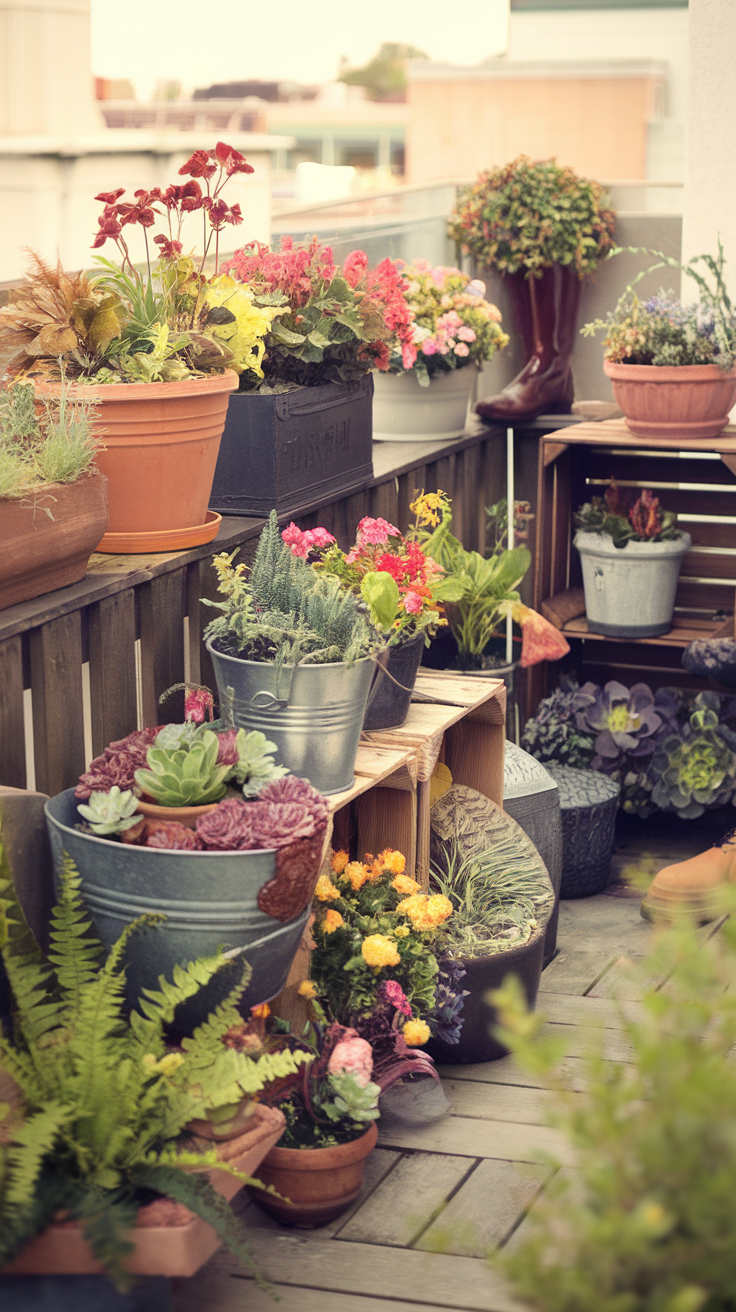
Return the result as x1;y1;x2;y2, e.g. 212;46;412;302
203;511;382;794
582;242;736;439
247;1001;381;1228
449;155;616;421
427;785;554;1064
371;261;509;441
46;732;331;1024
280;513;464;729
0;846;309;1286
0;143;274;551
0;378;108;609
574;479;691;637
210;240;415;516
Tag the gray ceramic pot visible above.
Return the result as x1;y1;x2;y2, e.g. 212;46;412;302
207;641;374;795
575;529;691;638
45;789;312;1033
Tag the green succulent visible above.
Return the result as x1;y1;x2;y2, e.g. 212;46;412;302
320;1072;381;1126
134;728;230;807
77;786;141;835
230;729;289;798
650;693;736;819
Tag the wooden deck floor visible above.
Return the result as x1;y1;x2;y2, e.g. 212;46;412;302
172;814;724;1312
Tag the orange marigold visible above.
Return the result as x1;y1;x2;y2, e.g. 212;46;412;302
314;874;341;902
361;934;401;969
392;873;421;896
380;849;406;875
402;1018;431;1046
342;861;370;891
323;909;344;934
250;1003;271;1019
297;980;318;998
331;850;349;873
395;892;452;931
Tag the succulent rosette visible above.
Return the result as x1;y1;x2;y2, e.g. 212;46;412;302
650;692;736;819
575;680;668;767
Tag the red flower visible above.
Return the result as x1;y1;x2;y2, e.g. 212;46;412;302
179;179;204;211
94;188;125;204
180;149;217;180
91;208;123;249
374;552;406;582
214;141;255;175
208;199;244;230
515;606;571;668
153;235;183;259
343;250;369;288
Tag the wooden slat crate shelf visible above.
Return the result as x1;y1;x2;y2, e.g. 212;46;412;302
533;419;736;698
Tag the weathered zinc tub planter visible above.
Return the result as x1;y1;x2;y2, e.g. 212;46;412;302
45;786;328;1031
208;377;374;518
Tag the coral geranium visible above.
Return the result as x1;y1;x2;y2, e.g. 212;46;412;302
385;260;508;385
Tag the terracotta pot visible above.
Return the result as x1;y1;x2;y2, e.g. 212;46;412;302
186;1097;257;1141
604;359;736;440
135;798;218;829
1;1104;284;1279
247;1121;378;1228
35;373;238;553
0;471;108;611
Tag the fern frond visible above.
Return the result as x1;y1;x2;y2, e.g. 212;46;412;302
0;1037;50;1105
75;1192;137;1293
129;1164;269;1289
4;1102;71;1210
129;952;232;1054
0;837;59;1046
47;855;103;1021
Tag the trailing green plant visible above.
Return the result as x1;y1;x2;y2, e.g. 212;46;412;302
449;155;616;278
77;786;141;835
0;845;309;1286
582;239;736;370
0;378;99;500
430;840;554;959
650;691;736;819
575;479;680;549
134;727;231;807
491;893;736;1312
204;510;375;667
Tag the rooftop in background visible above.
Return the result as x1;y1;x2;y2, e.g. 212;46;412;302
511;0;687;7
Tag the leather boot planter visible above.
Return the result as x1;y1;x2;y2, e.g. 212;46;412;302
476;266;580;423
640;834;736;923
363;631;425;731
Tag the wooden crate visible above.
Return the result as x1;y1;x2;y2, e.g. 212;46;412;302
532;419;736;700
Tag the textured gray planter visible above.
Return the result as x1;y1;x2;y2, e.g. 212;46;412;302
45;790;313;1031
208;641;374;795
575;529;691;638
209;377;373;518
503;741;562;966
544;763;620;898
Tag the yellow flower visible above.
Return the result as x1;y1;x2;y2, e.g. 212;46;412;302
361;934;401;969
426;894;453;925
393;924;410;938
409;490;449;528
395;893;452;931
402;1019;431;1046
323;909;344;934
157;1052;185;1077
392;873;421;896
331;850;349;873
380;849;406;875
204;275;280;378
342;861;370;891
298;980;318;999
314;874;341;902
251;1003;271;1019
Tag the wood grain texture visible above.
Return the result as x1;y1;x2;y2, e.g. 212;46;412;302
0;636;27;787
338;1152;473;1247
415;1159;549;1257
138;570;186;726
378;1113;573;1166
29;613;85;795
87;590;137;755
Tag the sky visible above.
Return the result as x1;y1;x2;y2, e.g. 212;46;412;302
90;0;510;99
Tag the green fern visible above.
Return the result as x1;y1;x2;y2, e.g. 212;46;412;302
0;841;307;1284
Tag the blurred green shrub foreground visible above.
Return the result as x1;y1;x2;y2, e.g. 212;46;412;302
492;899;736;1312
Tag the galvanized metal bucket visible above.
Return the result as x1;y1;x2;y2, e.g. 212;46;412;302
44;789;311;1033
207;642;375;795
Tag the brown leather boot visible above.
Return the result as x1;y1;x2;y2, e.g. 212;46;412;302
640;835;736;923
476;265;581;423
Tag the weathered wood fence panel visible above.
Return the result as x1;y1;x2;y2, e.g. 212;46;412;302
0;426;506;795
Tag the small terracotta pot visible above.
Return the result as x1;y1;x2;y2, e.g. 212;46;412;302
247;1121;378;1228
604;359;736;440
35;372;238;553
0;1104;285;1278
135;798;218;829
0;471;108;611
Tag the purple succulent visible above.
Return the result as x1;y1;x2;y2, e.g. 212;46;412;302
258;776;330;827
575;681;665;763
249;801;322;849
196;798;257;851
76;728;158;800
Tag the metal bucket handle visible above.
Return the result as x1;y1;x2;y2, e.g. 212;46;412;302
221;903;311;959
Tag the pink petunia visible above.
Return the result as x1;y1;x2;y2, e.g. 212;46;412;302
403;590;423;614
454;342;470;357
304;527;336;551
457;326;476;343
356;516;399;546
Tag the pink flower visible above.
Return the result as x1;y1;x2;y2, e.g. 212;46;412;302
457;326;476;343
342;249;369;288
468;279;486;296
328;1036;374;1087
403;590;424;614
185;688;214;723
421;339;437;356
282;522;309;559
378;979;412;1017
215;729;240;767
402;341;418;370
356;516;399;546
305;527;336;551
454;342;470;357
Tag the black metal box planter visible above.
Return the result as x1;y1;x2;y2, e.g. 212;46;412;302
208;376;374;519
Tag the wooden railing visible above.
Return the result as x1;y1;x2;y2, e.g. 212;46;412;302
0;423;507;797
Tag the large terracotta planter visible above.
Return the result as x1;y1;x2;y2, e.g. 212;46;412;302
1;1104;284;1278
604;359;736;440
35;373;238;553
0;471;108;611
247;1121;378;1228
